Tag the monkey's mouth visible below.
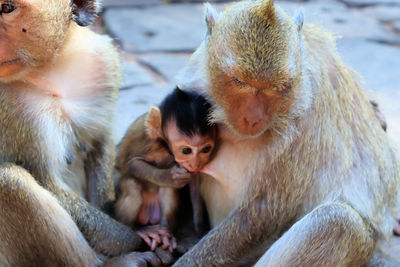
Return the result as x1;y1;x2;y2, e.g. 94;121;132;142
0;59;20;66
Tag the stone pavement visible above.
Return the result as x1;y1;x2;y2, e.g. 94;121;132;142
99;0;400;261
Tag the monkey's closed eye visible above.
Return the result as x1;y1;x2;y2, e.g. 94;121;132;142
1;3;16;14
233;77;246;86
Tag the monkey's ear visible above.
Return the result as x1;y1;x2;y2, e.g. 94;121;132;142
204;3;220;37
72;0;100;27
294;10;304;32
146;106;163;140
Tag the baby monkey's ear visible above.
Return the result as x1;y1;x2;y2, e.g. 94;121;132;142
146;106;163;140
72;0;100;27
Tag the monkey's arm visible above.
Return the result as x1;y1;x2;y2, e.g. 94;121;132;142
85;137;116;212
173;195;272;266
128;157;191;189
55;187;144;256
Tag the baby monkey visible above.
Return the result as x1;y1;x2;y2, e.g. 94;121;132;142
115;88;216;252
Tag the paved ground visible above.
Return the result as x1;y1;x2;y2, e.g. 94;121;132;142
98;0;400;262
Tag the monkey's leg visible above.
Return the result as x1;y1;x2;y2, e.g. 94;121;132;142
160;187;179;229
0;163;100;267
254;202;375;267
115;179;143;225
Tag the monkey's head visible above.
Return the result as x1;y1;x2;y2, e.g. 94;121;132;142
204;0;305;137
146;88;217;173
0;0;100;79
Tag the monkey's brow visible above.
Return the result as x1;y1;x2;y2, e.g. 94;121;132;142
2;0;17;5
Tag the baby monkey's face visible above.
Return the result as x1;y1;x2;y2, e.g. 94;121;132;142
165;122;216;173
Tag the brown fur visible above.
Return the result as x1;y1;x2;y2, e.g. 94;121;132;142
175;1;399;265
0;0;158;266
115;112;179;229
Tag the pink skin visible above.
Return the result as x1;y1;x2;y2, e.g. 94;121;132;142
137;191;161;226
137;225;177;252
164;121;217;173
136;191;177;252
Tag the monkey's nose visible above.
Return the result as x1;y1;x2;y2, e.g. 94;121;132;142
188;162;202;172
243;117;263;136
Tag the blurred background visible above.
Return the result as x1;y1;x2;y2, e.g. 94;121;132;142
95;0;400;258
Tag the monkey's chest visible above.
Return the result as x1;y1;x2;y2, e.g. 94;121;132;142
200;140;256;227
18;89;111;195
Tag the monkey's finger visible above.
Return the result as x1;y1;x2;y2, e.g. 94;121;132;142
161;235;170;250
151;239;158;251
138;232;153;248
155;229;172;239
168;238;175;253
147;232;161;243
172;237;177;250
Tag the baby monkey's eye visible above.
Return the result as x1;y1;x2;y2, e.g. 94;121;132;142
180;147;192;155
1;3;16;14
201;145;212;153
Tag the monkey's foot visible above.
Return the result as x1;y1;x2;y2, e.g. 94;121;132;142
137;225;177;252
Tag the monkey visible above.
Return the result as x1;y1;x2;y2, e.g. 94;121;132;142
0;0;161;266
173;1;400;266
115;88;216;251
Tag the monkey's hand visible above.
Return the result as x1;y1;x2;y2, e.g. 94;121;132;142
137;225;178;252
128;158;190;188
169;165;192;188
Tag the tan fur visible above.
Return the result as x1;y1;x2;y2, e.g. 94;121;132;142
0;0;147;265
175;1;399;265
160;187;179;228
115;111;178;229
115;179;143;225
0;164;101;267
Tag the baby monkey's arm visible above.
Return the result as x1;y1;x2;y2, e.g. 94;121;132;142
128;157;192;188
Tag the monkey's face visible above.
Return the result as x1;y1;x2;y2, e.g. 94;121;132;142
208;72;294;137
165;122;217;173
205;1;303;137
0;0;95;79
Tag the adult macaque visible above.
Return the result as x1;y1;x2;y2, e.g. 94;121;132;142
175;1;400;266
115;88;215;252
0;0;159;266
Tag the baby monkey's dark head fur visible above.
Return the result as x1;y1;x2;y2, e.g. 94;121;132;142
159;87;214;138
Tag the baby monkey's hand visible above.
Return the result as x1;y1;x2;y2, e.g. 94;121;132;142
137;225;177;252
169;165;192;188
